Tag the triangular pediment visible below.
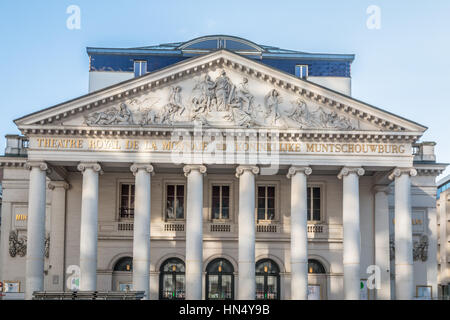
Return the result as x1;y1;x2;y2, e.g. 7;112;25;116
15;50;427;135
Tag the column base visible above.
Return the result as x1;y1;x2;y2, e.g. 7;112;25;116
395;263;414;300
344;263;360;300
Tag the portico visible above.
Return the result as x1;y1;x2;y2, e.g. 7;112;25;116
21;157;418;300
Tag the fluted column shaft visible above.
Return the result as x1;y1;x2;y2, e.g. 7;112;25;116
184;164;207;300
236;165;259;300
389;168;417;300
288;166;312;300
338;167;365;300
131;164;154;299
25;162;48;300
78;162;102;291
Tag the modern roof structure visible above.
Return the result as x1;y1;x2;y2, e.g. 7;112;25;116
87;35;355;61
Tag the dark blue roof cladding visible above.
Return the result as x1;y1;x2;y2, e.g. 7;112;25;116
91;53;351;77
90;54;188;72
261;58;351;77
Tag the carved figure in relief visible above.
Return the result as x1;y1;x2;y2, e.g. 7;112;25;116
214;70;232;111
114;103;133;124
236;77;253;114
85;103;133;126
317;108;353;130
288;98;313;127
264;89;282;125
191;75;215;117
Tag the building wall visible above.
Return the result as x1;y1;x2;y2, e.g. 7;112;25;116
0;166;440;299
89;71;134;93
437;188;450;289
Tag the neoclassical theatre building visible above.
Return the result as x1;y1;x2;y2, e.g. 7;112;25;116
0;35;446;300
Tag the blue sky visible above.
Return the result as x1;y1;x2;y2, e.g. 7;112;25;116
1;0;449;178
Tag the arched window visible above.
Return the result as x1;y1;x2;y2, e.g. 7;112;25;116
159;258;185;300
113;257;133;271
255;259;280;300
308;259;326;274
206;258;234;300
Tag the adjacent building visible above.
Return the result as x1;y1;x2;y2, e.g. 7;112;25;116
437;175;450;299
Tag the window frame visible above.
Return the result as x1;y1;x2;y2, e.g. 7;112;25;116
116;179;135;221
209;183;233;222
163;181;187;221
295;64;309;79
205;258;235;300
306;183;326;224
133;60;148;77
255;259;280;300
255;182;279;223
159;258;186;300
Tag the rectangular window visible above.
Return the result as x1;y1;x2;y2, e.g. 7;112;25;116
211;185;230;220
295;64;308;79
134;60;147;77
257;186;276;221
166;184;185;220
119;183;135;219
307;187;321;221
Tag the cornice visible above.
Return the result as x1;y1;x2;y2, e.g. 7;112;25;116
15;50;426;134
20;125;421;143
0;158;27;168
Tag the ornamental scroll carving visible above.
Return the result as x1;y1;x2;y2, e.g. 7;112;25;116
9;230;50;259
84;70;356;130
389;234;429;262
412;235;428;262
9;230;27;257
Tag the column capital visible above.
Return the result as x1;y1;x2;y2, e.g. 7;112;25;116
130;163;154;176
373;185;391;194
48;181;70;191
183;164;207;177
25;161;49;173
235;165;259;178
287;166;312;179
388;167;417;180
77;162;103;175
338;167;365;180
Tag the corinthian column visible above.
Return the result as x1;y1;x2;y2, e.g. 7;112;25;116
236;165;259;300
130;164;154;299
25;161;49;300
287;166;312;300
338;167;365;300
389;168;417;300
77;162;102;291
183;164;207;300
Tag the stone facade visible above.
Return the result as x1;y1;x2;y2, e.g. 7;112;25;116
0;47;445;300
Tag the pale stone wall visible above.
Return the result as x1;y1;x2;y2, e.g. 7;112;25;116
88;71;134;93
307;76;351;96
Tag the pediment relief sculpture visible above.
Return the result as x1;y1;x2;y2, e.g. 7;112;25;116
84;70;357;130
